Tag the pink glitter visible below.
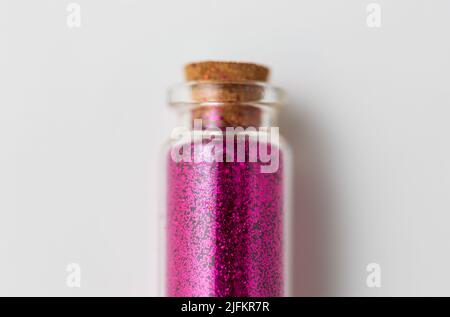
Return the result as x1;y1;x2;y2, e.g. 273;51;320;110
167;140;284;296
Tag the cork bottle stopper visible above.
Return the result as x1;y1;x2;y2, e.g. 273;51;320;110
183;61;271;128
185;61;269;82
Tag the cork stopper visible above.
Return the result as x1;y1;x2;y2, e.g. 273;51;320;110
183;61;272;129
185;61;269;82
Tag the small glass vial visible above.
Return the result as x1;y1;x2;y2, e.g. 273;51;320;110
162;61;291;297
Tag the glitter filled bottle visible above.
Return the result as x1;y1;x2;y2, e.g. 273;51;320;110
163;61;291;297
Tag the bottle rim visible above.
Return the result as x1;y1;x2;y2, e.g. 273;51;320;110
168;81;285;108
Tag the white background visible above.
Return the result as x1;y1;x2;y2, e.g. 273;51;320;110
1;0;449;296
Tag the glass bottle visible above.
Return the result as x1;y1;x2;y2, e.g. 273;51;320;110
162;61;291;297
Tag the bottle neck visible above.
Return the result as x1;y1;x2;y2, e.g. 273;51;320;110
180;104;278;130
169;81;284;130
